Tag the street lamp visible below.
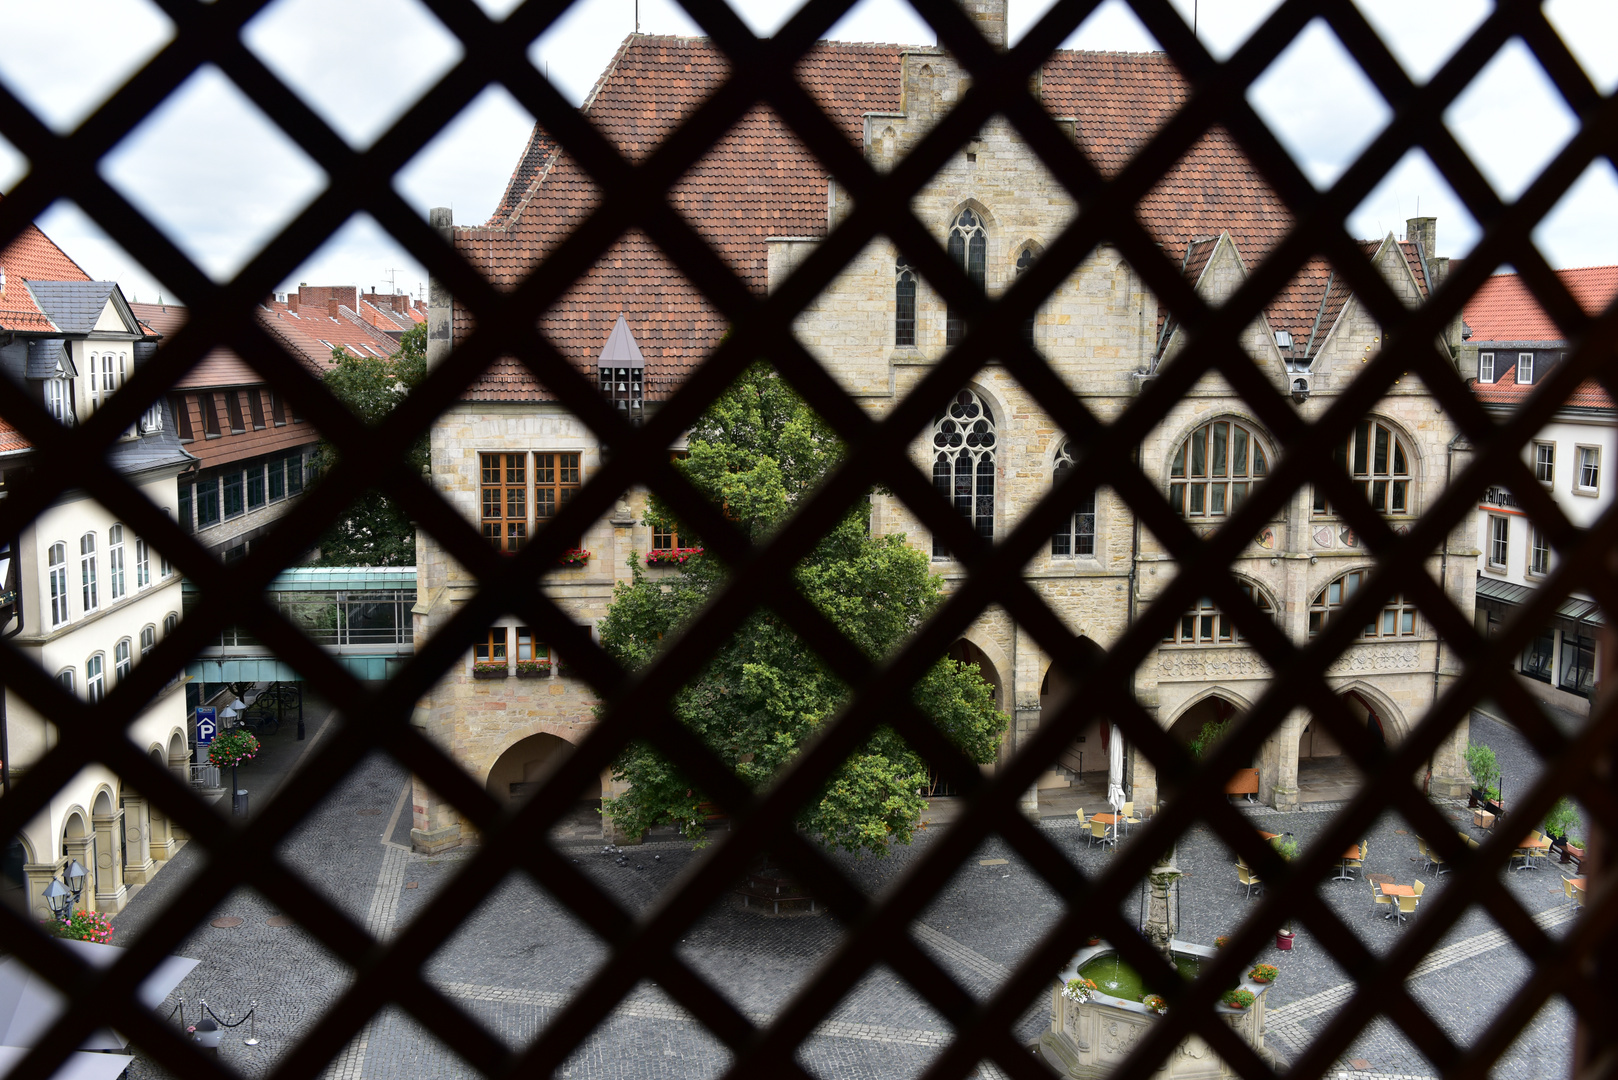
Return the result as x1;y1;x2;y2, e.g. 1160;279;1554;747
64;859;87;900
42;878;71;921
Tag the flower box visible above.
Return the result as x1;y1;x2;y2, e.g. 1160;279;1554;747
558;548;591;568
1221;988;1255;1010
472;662;507;679
515;660;552;678
1248;964;1279;984
646;546;704;567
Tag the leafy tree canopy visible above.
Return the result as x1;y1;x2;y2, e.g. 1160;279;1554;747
308;322;427;566
599;363;1007;855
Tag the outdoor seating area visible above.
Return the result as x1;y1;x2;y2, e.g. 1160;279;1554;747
1074;803;1150;852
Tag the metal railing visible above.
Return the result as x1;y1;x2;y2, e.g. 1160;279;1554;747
0;1;1614;1080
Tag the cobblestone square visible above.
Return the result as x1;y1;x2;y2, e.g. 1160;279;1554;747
111;710;1580;1080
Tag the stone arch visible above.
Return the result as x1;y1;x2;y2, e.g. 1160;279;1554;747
61;808;89;849
1301;681;1407;759
1041;637;1107;776
1157;411;1278;488
1011;237;1045;267
946;197;998;235
1164;686;1256;732
947;636;1006;713
91;786;116;818
167;729;187;766
485;731;576;807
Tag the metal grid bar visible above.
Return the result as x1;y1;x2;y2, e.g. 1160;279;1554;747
0;0;1614;1077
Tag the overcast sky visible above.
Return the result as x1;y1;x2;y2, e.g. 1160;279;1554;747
0;0;1614;304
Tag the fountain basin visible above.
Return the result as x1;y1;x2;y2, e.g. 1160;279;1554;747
1039;941;1269;1079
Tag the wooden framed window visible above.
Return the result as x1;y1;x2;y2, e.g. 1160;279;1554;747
115;639;131;680
1516;351;1534;384
1530;528;1551;576
1478;351;1494;383
85;653;105;703
1488;515;1510;569
473;628;507;663
225;389;246;433
1169;419;1267;518
1308;569;1417;638
48;542;69;626
534;452;580;529
516;628;549;662
107;525;125;600
80;532;98;611
1313;419;1411;516
271;391;286;426
140;625;155;657
481;452;527;552
1163;585;1274;644
173;395;194;441
1534;442;1554;485
1576;445;1600;493
200;392;220;436
248;389;266;429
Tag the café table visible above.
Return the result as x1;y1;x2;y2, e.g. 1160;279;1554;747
1514;835;1551;872
1334;843;1364;881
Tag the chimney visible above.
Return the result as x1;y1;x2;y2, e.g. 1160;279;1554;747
428;207;455;369
962;0;1007;49
286;292;298;313
1406;217;1436;261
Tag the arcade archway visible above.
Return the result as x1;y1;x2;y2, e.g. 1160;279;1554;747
1297;690;1399;803
486;732;573;806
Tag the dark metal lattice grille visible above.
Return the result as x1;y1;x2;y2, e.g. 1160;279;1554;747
0;0;1615;1078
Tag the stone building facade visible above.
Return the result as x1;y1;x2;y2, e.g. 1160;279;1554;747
410;0;1474;850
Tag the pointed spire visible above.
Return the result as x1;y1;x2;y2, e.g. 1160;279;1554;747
596;314;645;369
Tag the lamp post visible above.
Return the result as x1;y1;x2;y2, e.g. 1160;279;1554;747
42;858;89;924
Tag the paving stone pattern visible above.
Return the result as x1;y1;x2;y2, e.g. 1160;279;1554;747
115;749;1579;1079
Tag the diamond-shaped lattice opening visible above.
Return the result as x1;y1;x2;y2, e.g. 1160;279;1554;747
393;84;539;230
1351;0;1492;85
1031;0;1161;53
1534;159;1618;275
1350;147;1480;260
1443;36;1581;204
555;979;736;1079
242;0;464;151
0;0;173;135
1544;0;1618;94
1167;0;1283;62
29;198;181;303
98;65;329;283
1248;18;1392;191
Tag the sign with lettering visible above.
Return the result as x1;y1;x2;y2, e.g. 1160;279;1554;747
195;707;217;746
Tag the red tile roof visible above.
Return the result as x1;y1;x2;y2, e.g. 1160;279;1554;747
131;302;264;388
1464;266;1618;343
0;192;92;333
1472;362;1613;409
0;415;31;454
449;37;1414;400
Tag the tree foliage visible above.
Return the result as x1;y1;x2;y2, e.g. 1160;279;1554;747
599;363;1007;855
308;322;427;566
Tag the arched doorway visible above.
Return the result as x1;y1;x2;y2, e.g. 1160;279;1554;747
1297;690;1396;803
1;834;31;917
486;733;573;806
1161;695;1249;800
937;640;1003;794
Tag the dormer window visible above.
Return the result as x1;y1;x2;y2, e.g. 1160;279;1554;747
45;378;72;425
596;315;645;422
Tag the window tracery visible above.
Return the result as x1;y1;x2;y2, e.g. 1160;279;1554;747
932;389;996;556
945;209;986;347
1169;419;1268;517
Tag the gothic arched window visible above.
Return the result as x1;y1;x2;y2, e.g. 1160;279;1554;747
932;389;996;556
1050;442;1095;557
1308;569;1417;638
1016;246;1035;347
895;255;916;347
1313;419;1413;515
1169;419;1268;517
945;209;986;347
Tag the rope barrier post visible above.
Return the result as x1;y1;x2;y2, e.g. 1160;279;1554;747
245;1002;259;1046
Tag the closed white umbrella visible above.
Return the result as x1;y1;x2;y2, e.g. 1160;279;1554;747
1107;722;1125;813
0;941;198;1052
0;1045;133;1079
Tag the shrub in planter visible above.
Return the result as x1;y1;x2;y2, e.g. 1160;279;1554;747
1543;797;1579;843
472;661;507;679
208;729;260;768
1269;835;1299;861
46;909;114;943
1221;988;1256;1010
557;548;591;568
1214;935;1231;950
1061;977;1098;1004
1248;964;1279;984
515;659;552;678
1142;994;1168;1016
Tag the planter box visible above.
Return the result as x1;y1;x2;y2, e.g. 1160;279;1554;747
515;668;552;679
472;667;507;680
1473;809;1495;829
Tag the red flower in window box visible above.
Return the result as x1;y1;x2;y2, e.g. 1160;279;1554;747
515;659;552;678
558;548;591;567
646;546;704;567
472;661;507;679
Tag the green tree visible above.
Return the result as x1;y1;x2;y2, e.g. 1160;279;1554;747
598;363;1007;855
308;322;427;566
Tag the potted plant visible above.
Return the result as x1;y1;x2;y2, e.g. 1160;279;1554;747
515;659;552;678
1269;834;1299;861
1464;744;1500;809
1248;964;1279;985
1483;784;1504;816
1142;994;1168;1016
558;548;591;568
1061;977;1098;1004
44;909;114;943
1214;935;1231;950
1275;925;1295;951
1567;835;1586;865
472;660;507;679
1221;988;1256;1010
1084;934;1102;947
1543;797;1579;855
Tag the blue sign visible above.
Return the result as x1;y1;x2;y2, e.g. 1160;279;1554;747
195;707;217;746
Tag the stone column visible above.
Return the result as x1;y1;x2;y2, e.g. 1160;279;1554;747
1258;710;1305;811
148;802;175;862
62;835;95;913
410;776;463;855
1016;699;1042;820
167;751;191;851
92;811;127;912
121;796;155;885
1143;846;1183;962
1429;712;1471;799
23;863;62;922
1129;746;1159;813
611;498;637;585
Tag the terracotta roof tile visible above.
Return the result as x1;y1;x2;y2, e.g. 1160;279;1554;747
1473;360;1613;409
1464;266;1618;343
0;415;30;454
0;192;91;332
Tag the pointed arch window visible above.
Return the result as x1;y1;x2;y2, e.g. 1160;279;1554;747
945;209;986;347
1016;246;1035;347
1050;442;1094;557
1169;420;1267;517
932;390;996;556
895;256;916;347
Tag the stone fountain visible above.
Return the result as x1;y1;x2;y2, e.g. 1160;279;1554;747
1038;844;1271;1078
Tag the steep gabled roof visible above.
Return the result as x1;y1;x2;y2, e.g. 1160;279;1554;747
23;280;121;335
0;416;29;454
1473;360;1613;410
0;192;92;333
1464;266;1618;344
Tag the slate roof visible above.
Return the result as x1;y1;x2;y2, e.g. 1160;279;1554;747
0;192;91;333
23;280;119;335
25;338;73;379
1464;266;1618;344
448;36;1423;401
105;396;195;475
